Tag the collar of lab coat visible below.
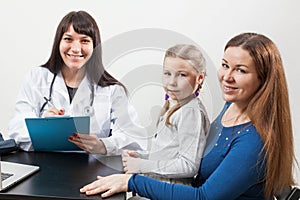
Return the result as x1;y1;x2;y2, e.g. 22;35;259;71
46;70;93;108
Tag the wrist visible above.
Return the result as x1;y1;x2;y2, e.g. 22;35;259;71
123;174;132;192
98;140;107;155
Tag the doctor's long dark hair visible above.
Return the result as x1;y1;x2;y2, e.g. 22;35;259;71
41;10;126;91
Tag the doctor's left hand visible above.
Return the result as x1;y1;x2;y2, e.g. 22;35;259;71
68;133;107;155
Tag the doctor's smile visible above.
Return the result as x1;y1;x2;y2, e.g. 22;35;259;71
66;54;84;58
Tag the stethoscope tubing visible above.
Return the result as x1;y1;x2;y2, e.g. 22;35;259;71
39;73;94;117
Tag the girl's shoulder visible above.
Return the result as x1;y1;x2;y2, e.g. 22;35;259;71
176;98;210;121
183;97;202;108
182;97;208;113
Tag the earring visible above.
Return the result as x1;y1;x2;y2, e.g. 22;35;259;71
165;93;169;100
194;91;199;97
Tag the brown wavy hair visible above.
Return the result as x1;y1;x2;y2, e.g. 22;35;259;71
225;32;295;198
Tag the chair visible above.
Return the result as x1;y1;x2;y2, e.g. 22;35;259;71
276;187;300;200
285;187;300;200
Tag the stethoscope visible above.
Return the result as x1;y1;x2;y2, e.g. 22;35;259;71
39;73;95;117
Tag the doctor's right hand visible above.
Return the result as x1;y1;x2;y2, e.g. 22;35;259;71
43;107;65;117
68;133;107;155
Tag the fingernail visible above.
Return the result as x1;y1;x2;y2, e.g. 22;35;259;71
68;136;73;140
73;133;78;137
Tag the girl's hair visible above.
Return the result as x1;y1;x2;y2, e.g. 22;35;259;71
225;32;295;198
42;10;126;90
160;44;206;127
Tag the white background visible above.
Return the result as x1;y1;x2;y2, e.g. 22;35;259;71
0;0;299;184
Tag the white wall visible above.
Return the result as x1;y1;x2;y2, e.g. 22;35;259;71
0;0;299;184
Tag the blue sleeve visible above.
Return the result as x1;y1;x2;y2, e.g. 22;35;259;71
128;132;265;200
128;174;200;200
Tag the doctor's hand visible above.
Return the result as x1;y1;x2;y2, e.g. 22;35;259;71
43;107;65;117
80;174;131;197
122;151;141;174
68;133;107;155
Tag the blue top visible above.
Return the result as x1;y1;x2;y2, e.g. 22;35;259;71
128;102;267;200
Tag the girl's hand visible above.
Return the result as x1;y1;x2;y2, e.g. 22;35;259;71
80;174;132;197
122;149;140;158
68;133;107;154
122;150;141;174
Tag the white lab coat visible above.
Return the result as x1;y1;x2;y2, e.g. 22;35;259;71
8;67;147;154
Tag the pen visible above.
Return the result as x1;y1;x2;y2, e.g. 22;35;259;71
43;97;63;115
43;97;56;109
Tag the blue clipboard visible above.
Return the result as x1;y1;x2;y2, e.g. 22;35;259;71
25;116;90;151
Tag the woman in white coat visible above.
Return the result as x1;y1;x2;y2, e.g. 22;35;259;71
8;10;147;154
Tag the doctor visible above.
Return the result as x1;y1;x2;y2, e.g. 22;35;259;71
8;10;147;154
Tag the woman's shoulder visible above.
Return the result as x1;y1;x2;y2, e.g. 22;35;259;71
96;83;125;91
234;124;264;147
24;66;52;81
95;84;127;96
27;66;51;76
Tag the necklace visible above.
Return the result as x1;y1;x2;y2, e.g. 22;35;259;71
221;111;244;123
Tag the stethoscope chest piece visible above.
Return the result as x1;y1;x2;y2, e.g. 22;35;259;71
84;105;94;116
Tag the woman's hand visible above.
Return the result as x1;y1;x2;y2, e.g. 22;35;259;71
43;107;65;117
80;174;132;197
68;133;107;154
122;150;141;174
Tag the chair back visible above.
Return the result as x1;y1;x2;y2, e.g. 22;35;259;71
275;187;300;200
